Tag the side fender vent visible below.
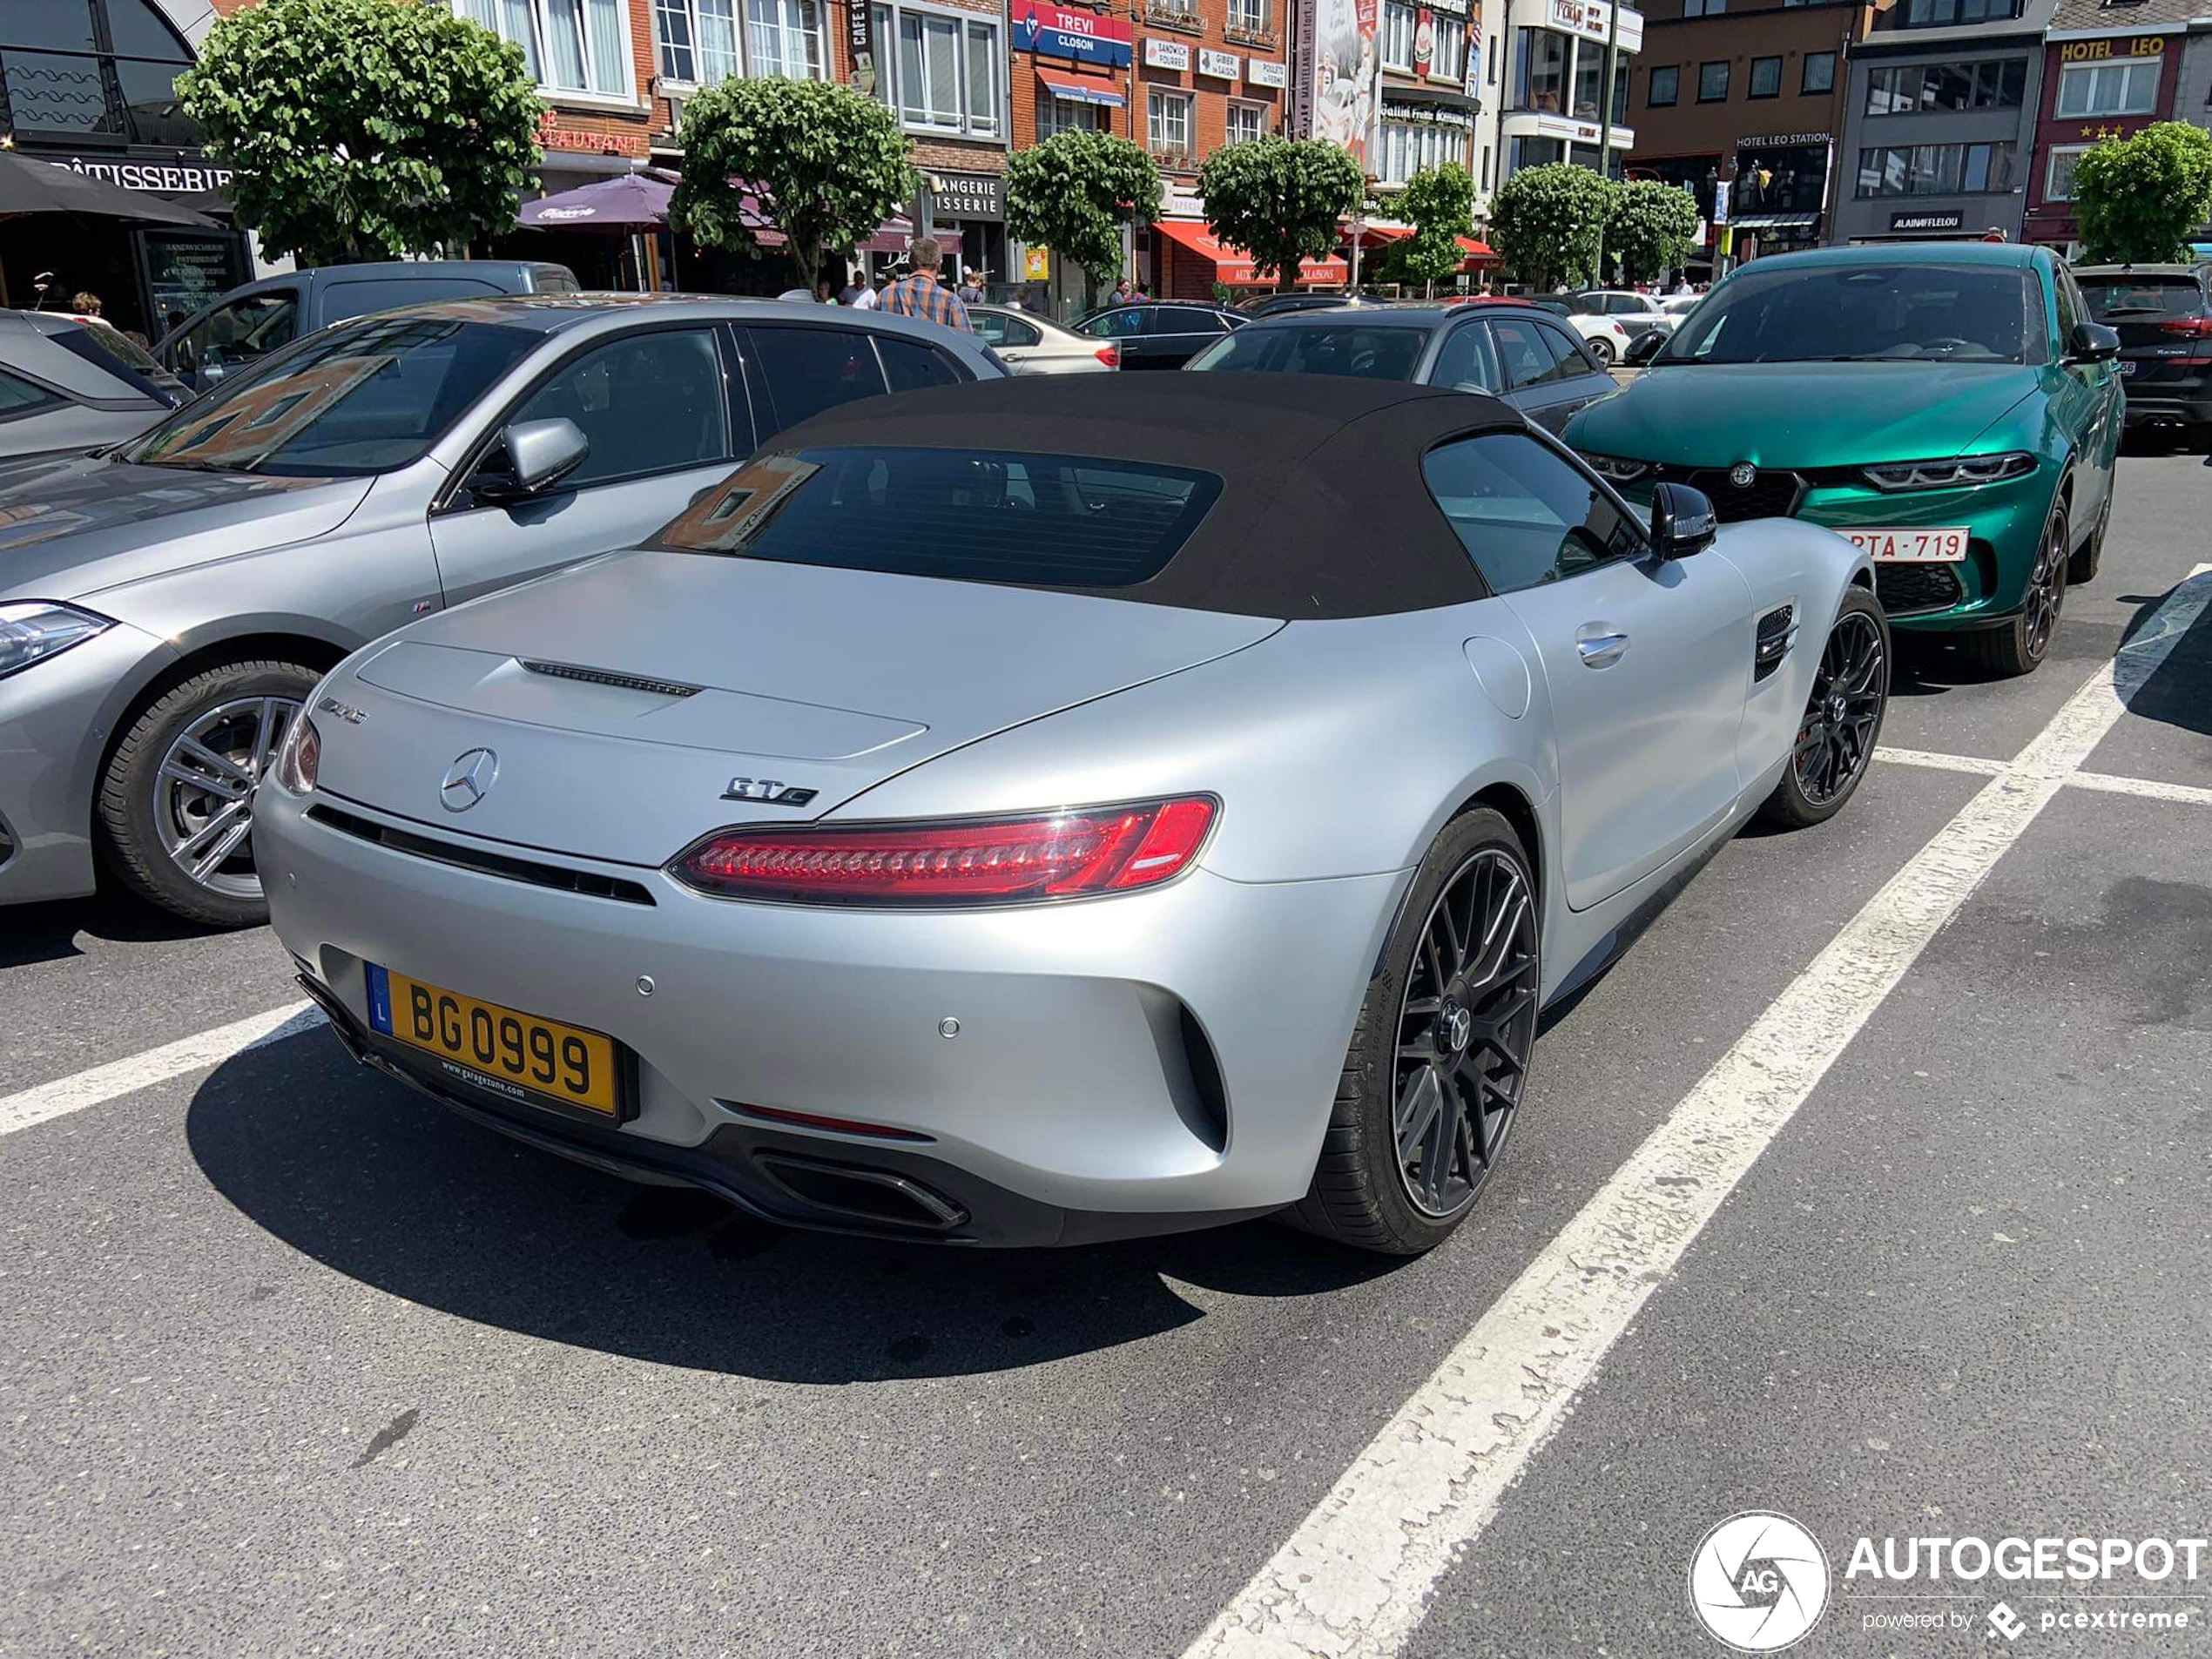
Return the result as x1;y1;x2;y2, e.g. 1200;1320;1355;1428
1753;604;1796;684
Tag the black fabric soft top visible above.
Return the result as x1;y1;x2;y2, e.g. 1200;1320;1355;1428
764;374;1519;619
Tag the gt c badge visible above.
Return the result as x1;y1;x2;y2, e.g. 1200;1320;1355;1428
439;747;499;813
721;777;818;807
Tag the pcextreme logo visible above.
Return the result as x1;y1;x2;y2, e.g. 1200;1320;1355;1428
1689;1512;1832;1652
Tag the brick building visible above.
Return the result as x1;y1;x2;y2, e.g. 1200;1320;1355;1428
2022;0;2190;255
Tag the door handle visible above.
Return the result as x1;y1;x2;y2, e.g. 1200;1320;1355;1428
1575;628;1629;668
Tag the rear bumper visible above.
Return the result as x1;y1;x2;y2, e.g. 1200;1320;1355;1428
259;783;1401;1246
2119;386;2212;427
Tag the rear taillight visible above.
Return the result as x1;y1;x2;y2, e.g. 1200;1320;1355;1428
2156;316;2212;337
671;797;1217;907
1096;344;1120;368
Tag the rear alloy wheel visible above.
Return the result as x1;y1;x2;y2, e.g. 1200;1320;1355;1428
1586;334;1618;368
1965;497;2067;678
98;659;319;927
1759;588;1890;830
1286;808;1540;1254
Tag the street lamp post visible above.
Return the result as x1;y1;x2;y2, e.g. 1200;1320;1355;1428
1590;0;1622;286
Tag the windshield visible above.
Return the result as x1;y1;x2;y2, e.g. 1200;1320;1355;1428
121;315;537;475
1659;262;2039;365
54;321;188;407
654;446;1222;590
2078;274;2205;320
1187;324;1427;379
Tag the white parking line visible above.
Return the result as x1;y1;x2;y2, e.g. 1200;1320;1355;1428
2067;769;2212;807
0;1000;318;1138
1186;566;2212;1659
1876;745;2007;776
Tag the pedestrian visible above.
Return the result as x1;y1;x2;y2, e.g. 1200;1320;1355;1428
957;266;985;305
817;277;838;304
875;237;971;332
838;264;863;307
852;268;881;310
72;291;104;318
1671;274;1693;296
1110;277;1133;306
1130;279;1149;300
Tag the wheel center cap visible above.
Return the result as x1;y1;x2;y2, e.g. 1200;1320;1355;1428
1828;693;1848;725
1443;1002;1474;1054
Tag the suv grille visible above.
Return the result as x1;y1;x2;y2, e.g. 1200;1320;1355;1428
1678;467;1806;523
1873;563;1964;617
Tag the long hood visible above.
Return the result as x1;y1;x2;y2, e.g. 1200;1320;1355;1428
1567;362;2040;469
314;550;1284;867
0;454;371;603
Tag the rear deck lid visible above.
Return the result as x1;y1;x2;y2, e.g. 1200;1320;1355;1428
319;549;1279;866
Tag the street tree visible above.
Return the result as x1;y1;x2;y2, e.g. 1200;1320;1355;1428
178;0;543;266
2073;121;2212;265
1604;178;1700;286
672;78;917;296
1489;162;1618;292
1005;130;1161;313
1390;162;1476;297
1198;136;1365;293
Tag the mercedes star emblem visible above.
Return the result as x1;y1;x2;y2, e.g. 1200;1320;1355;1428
439;747;499;813
1729;462;1757;489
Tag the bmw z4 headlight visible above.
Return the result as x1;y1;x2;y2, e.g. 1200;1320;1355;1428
1583;454;1653;484
0;602;113;678
1862;452;2037;492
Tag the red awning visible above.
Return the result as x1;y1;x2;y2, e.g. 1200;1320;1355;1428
1036;67;1126;109
1154;219;1349;287
1348;223;1495;262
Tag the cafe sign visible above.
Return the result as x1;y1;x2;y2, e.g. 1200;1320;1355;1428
928;171;1004;220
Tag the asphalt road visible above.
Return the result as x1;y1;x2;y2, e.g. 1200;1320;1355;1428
3;448;2208;1659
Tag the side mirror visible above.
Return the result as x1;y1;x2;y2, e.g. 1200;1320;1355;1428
1623;330;1667;367
473;417;589;502
2067;320;2121;365
1650;481;1717;561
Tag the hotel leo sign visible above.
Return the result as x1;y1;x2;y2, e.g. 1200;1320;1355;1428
2058;36;2165;61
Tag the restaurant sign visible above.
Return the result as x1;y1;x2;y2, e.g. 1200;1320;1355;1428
1014;3;1136;67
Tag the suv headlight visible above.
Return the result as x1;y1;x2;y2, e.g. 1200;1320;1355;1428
1862;452;2037;492
0;602;112;678
1582;454;1652;484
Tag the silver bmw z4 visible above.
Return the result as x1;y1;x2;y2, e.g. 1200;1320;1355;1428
259;376;1889;1253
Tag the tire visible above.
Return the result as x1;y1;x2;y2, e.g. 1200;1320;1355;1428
2068;489;2107;586
1758;588;1890;831
1285;808;1541;1255
1586;334;1617;368
98;658;320;927
1963;494;2067;678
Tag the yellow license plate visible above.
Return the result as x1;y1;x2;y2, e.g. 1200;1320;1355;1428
365;964;620;1117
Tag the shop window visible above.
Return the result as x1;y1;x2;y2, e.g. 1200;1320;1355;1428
1802;51;1834;95
1749;57;1781;98
871;3;1001;136
2054;58;2158;119
655;0;739;85
1697;61;1729;102
455;0;635;98
1649;64;1678;106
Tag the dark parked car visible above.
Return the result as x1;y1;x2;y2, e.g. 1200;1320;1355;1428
1072;302;1244;369
0;311;185;459
152;260;580;391
2074;264;2212;447
1231;292;1372;317
1184;302;1617;433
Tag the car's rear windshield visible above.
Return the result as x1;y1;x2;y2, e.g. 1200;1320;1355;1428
1660;262;2040;365
1187;323;1428;380
2078;274;2206;320
120;314;537;476
54;321;188;406
653;446;1223;589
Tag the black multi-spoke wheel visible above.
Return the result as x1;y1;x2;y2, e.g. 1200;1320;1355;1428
1966;496;2067;678
1287;808;1541;1254
1391;849;1538;1218
1758;588;1891;830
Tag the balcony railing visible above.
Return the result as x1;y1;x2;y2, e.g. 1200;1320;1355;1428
1224;23;1278;48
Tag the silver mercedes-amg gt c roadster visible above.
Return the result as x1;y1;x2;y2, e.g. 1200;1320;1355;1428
259;376;1888;1253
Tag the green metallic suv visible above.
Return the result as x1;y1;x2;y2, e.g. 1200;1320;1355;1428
1566;243;2124;676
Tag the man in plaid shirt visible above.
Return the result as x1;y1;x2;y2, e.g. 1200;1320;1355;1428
876;236;972;334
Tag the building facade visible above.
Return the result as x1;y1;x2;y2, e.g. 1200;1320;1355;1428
0;0;251;335
1625;0;1870;270
2022;0;2190;254
1489;0;1642;187
1829;0;2057;247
